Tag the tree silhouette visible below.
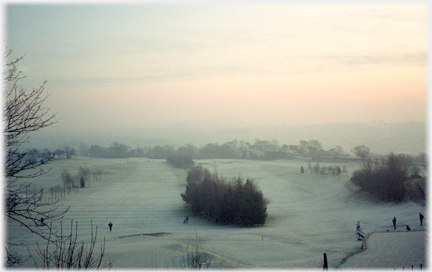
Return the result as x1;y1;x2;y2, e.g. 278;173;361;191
4;49;68;266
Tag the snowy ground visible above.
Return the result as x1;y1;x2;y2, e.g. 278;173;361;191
6;157;427;269
338;230;426;269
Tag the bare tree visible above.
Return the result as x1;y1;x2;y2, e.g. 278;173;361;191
61;169;75;193
65;146;76;159
307;139;323;150
4;51;56;178
78;166;91;181
177;236;214;269
351;145;371;162
4;48;69;266
4;49;113;269
29;220;113;269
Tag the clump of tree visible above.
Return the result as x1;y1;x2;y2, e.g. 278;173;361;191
350;152;422;202
181;166;269;227
88;142;130;158
166;154;194;169
147;145;175;159
60;166;93;193
306;161;343;176
186;165;211;184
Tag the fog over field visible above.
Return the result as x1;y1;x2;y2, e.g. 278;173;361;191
7;158;426;268
28;118;426;156
4;2;427;269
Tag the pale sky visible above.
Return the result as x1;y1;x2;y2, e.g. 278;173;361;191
5;3;428;132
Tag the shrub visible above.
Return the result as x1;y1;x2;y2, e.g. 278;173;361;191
80;177;85;188
350;152;419;202
61;169;75;192
181;168;269;227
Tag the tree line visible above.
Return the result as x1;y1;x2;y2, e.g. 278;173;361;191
62;139;358;161
30;140;426;170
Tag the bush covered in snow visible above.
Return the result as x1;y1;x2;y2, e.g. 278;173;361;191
181;166;269;226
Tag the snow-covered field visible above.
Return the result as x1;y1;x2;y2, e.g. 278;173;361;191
6;157;427;269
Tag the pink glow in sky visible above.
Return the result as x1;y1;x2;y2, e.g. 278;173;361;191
6;3;427;132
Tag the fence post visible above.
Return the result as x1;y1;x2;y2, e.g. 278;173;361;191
323;253;328;270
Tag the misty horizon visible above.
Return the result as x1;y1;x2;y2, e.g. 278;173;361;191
6;3;427;139
27;118;426;157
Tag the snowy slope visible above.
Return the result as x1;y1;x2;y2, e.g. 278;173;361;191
6;157;426;268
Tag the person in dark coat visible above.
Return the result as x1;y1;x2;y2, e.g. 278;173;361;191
108;222;113;231
183;215;189;224
406;225;411;231
419;213;424;225
392;217;397;230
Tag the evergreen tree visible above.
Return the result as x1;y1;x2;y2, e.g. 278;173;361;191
181;168;269;226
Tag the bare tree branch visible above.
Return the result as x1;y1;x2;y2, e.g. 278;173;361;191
3;48;68;267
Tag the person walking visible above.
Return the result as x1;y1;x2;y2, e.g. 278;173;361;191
392;217;397;230
108;222;113;231
183;215;189;224
356;221;361;233
357;228;365;240
419;213;424;226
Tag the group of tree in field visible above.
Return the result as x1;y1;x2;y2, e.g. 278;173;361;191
301;162;347;176
181;165;269;227
47;166;103;200
349;152;426;202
